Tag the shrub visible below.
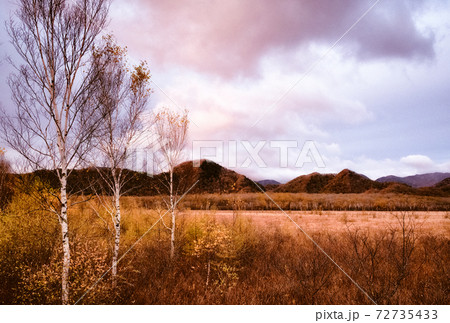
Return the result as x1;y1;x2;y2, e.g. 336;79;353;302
0;191;59;304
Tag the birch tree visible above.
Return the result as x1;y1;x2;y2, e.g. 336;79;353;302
0;0;109;304
92;35;151;287
154;108;189;259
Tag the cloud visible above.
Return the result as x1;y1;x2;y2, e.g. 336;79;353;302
400;154;434;171
110;0;435;78
346;1;435;60
0;0;447;183
147;70;372;145
285;91;373;125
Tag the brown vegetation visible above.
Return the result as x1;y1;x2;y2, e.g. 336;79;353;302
135;192;450;212
0;195;448;305
17;162;450;198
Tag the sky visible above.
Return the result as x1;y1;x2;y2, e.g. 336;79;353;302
1;0;450;182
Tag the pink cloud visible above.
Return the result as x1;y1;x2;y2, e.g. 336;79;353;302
110;0;434;78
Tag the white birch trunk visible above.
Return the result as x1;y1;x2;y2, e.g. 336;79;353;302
111;179;121;288
206;260;211;287
170;169;175;259
60;169;70;305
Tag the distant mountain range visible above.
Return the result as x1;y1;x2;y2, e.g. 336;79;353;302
257;179;280;186
16;160;450;196
376;172;450;188
253;169;450;196
272;169;384;194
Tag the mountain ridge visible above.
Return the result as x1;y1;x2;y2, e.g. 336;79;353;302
12;160;450;196
376;172;450;188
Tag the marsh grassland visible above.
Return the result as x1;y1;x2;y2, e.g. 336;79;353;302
0;194;448;305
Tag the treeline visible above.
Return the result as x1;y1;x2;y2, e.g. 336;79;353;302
6;168;450;211
9;165;450;200
6;160;261;198
134;193;450;212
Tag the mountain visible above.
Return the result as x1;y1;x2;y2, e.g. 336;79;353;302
432;177;450;194
379;182;415;195
274;172;334;193
21;168;157;196
273;169;384;194
257;179;280;191
19;160;261;196
274;169;387;194
15;163;450;196
322;169;384;193
257;179;280;186
376;172;450;188
435;177;450;188
170;159;261;194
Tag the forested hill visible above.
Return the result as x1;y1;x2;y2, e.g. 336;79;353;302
12;161;450;197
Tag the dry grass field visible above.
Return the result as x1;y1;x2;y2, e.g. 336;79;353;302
195;210;450;236
1;193;449;305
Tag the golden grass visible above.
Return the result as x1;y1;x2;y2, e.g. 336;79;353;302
128;193;450;211
0;195;449;305
184;210;449;237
